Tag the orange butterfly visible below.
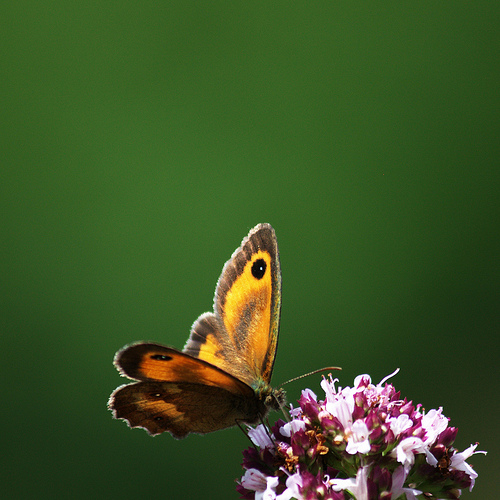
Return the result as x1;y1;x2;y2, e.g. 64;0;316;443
108;223;285;438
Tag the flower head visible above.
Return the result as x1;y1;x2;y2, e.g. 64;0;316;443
237;371;485;499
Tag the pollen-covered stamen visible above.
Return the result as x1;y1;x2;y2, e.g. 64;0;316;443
280;445;299;472
305;429;329;455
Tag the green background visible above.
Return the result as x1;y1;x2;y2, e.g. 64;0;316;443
1;2;497;499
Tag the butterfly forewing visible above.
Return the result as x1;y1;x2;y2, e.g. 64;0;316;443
185;223;281;386
114;342;254;396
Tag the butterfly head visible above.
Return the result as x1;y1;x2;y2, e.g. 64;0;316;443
253;379;286;413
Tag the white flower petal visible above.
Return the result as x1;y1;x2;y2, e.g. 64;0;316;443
392;437;425;469
450;443;487;490
280;419;306;438
391;466;423;499
421;407;449;445
241;468;270;492
345;420;371;455
248;424;274;449
388;413;413;437
276;472;303;500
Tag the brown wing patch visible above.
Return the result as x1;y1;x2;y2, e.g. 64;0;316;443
109;381;263;438
114;342;252;397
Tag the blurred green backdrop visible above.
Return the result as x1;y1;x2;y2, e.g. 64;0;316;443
1;2;497;499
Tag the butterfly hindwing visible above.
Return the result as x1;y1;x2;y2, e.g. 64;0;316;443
111;381;260;438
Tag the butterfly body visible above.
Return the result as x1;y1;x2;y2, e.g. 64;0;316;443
109;223;285;438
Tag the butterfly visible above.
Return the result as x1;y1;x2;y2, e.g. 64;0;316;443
108;223;286;438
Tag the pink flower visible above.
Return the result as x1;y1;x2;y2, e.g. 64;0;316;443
391;466;422;499
248;424;275;449
321;377;354;430
276;472;303;500
450;443;487;491
237;371;486;499
240;469;279;499
345;420;370;455
392;436;426;469
330;465;369;500
421;407;449;445
388;413;413;437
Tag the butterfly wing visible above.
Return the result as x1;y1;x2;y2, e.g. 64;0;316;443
113;342;254;395
110;381;261;438
183;223;281;387
109;343;261;437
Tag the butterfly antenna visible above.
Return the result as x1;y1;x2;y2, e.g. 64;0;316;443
279;366;342;387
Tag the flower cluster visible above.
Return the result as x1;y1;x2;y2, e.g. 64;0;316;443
237;370;485;500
